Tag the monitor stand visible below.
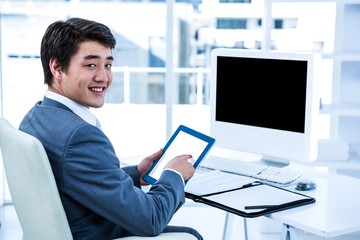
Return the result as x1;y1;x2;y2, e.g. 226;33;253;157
257;156;290;168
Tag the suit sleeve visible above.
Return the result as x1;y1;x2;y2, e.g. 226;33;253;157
122;165;141;188
62;124;185;236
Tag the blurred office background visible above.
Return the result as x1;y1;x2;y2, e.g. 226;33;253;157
1;0;360;239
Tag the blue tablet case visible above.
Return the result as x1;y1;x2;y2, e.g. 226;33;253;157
142;125;216;185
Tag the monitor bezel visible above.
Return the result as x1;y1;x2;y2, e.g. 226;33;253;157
210;48;320;164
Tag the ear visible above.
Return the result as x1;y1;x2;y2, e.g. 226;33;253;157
49;58;63;80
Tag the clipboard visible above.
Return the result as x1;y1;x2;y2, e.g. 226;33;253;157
185;180;315;218
143;125;215;185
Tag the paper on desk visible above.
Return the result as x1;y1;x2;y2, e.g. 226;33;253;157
185;169;254;196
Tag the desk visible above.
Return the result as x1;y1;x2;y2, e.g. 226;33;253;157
220;162;360;240
267;163;360;239
122;154;360;239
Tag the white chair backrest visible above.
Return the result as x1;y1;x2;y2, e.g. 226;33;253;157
0;117;73;240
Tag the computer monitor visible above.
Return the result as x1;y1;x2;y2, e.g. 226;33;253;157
210;48;320;165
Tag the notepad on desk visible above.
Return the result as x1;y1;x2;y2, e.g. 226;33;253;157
185;168;255;196
185;169;316;218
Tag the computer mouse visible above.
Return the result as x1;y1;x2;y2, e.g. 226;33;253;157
296;180;316;191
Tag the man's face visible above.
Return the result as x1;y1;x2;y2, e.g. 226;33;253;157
55;41;114;108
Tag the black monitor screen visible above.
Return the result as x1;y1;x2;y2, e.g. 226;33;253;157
215;56;308;133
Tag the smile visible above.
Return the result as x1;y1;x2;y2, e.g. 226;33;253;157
89;87;104;92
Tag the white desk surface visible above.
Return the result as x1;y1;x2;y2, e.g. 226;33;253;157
270;162;360;238
121;150;360;238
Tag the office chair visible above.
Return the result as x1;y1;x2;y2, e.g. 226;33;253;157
0;117;197;240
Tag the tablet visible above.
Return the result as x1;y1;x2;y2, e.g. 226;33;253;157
142;125;216;185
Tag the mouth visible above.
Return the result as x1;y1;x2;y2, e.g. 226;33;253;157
89;87;105;92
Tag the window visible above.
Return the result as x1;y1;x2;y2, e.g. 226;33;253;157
217;19;247;29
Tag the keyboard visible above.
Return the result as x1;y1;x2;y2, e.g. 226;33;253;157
200;155;302;185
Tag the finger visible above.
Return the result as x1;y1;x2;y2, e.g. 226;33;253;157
187;157;195;164
146;149;162;160
178;154;192;160
152;149;162;157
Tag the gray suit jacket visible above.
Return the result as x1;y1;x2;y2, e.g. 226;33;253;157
19;97;185;240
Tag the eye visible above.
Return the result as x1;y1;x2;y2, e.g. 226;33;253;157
86;63;96;68
105;63;112;69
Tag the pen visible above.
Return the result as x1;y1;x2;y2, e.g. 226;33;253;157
244;205;277;210
242;182;261;188
199;181;262;197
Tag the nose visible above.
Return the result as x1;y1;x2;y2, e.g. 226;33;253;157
94;66;111;83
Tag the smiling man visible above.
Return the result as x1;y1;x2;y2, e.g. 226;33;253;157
19;17;202;240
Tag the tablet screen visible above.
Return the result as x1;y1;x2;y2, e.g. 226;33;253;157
143;125;215;184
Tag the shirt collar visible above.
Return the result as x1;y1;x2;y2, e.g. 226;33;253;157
45;90;97;127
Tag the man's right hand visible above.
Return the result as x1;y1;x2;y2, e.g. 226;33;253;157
165;154;195;181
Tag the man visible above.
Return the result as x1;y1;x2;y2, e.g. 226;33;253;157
19;17;203;240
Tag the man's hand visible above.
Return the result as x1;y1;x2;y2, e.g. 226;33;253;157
165;154;195;181
138;149;195;185
138;149;163;185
